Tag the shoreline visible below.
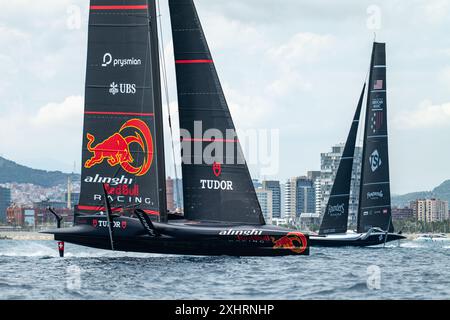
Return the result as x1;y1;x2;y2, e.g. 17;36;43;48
0;231;53;241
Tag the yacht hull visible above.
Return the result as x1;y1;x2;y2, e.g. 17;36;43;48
43;216;309;256
310;231;405;247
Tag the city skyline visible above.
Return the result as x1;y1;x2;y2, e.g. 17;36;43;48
0;1;449;195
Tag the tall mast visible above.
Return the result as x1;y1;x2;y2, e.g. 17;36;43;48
357;42;393;233
148;0;167;222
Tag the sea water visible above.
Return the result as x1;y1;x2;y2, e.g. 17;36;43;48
0;240;448;299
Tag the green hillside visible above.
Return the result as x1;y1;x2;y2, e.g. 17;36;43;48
0;157;79;188
392;180;450;207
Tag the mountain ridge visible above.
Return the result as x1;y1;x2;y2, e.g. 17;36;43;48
0;156;80;188
391;180;450;207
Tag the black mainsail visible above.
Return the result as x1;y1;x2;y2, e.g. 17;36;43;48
78;0;166;221
319;84;365;235
169;0;265;225
357;42;393;233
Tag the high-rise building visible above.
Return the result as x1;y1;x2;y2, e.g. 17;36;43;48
280;183;286;219
173;178;183;211
307;171;321;182
296;177;315;216
262;180;281;219
411;199;449;222
284;176;315;221
284;177;297;221
166;177;183;212
255;188;273;224
0;187;12;224
166;177;175;212
318;144;362;226
65;192;80;209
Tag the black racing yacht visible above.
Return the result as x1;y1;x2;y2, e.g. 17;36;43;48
310;42;405;247
43;0;309;256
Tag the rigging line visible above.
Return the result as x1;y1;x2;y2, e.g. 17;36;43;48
156;0;182;211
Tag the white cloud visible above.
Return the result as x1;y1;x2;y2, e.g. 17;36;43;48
31;96;83;127
266;32;335;96
224;84;273;128
268;32;335;63
439;66;450;89
419;0;450;24
394;100;450;129
202;12;266;54
0;96;83;171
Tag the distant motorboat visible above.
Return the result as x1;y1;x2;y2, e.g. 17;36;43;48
415;234;450;242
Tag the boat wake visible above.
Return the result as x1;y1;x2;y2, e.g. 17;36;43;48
398;241;425;248
0;241;56;258
0;240;167;259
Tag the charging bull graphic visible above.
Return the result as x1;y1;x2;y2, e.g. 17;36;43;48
271;232;308;254
84;118;153;176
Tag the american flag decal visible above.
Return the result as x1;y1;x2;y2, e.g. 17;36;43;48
370;111;383;133
374;80;383;90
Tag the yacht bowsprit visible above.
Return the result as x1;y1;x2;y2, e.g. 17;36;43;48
43;0;309;256
310;42;406;247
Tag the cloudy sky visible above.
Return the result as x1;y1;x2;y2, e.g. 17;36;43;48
0;0;449;194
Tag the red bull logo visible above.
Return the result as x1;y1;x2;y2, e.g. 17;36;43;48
84;118;153;176
271;232;308;254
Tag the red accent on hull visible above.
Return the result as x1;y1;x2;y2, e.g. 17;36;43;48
175;59;213;64
181;138;239;143
85;111;154;117
90;5;148;10
78;205;159;216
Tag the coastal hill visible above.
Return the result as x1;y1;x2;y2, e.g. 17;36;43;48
0;156;80;188
392;180;450;207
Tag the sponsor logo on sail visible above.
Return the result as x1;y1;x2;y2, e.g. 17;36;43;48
200;180;233;190
271;232;308;254
328;203;345;216
212;162;222;177
102;53;142;68
84;174;133;186
104;183;140;196
371;97;384;110
200;162;232;191
93;194;155;206
109;82;136;95
367;190;384;200
369;149;382;172
84;118;153;176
